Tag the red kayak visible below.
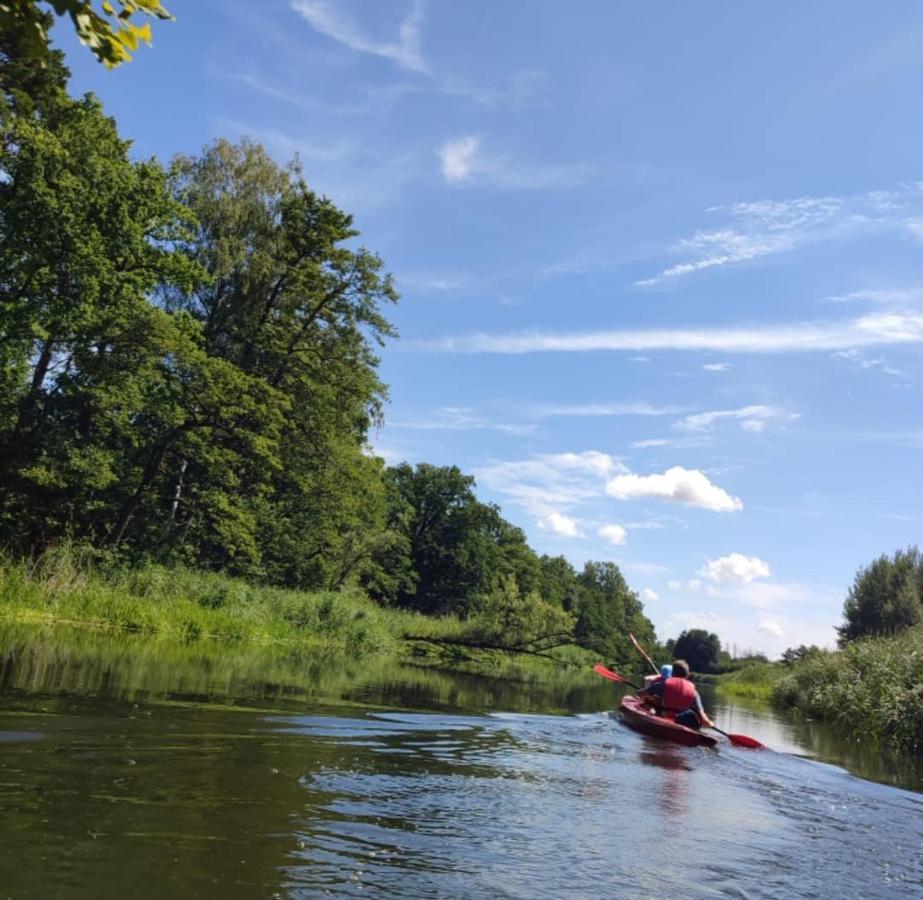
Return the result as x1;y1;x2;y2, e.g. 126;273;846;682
619;695;718;748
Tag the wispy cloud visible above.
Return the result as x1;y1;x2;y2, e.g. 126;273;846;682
676;405;799;434
437;134;592;190
825;287;923;306
631;438;675;449
475;451;626;522
291;0;428;73
833;349;907;378
606;466;743;512
389;406;535;435
425;312;923;355
637;184;923;286
702;362;733;372
531;402;686;418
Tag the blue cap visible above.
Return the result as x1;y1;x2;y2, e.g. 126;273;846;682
660;664;673;679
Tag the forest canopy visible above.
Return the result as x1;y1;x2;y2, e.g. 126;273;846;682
0;13;659;666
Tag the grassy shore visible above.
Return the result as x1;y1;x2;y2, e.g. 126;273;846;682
710;629;923;753
712;662;784;701
772;627;923;754
0;547;592;680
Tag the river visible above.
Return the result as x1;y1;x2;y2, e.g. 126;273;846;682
1;623;921;898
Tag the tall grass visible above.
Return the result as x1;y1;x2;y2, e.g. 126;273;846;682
714;661;783;701
0;545;594;680
772;627;923;753
0;545;400;656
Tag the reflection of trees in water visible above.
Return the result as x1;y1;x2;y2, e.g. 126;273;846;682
783;711;923;792
0;622;614;715
637;740;691;818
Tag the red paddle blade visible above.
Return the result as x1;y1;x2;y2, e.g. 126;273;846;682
593;663;627;683
726;733;765;749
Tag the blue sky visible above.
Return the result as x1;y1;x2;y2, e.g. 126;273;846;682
57;1;923;655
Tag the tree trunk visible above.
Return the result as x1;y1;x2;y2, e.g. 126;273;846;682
109;426;188;547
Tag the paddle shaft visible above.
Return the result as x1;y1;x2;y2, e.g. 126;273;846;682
629;632;660;676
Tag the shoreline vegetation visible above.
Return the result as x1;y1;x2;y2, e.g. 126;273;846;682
0;547;598;682
713;627;923;754
1;15;920;763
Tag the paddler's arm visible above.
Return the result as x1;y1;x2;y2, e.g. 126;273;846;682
637;680;663;706
694;692;715;729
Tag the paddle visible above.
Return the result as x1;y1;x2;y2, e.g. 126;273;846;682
593;664;640;690
626;634;766;750
629;632;660;676
707;725;765;750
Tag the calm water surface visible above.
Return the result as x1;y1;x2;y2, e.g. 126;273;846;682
1;624;921;898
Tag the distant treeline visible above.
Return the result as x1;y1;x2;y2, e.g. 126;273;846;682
0;16;657;664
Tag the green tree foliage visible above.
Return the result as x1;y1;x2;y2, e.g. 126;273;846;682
0;33;663;660
0;39;212;552
573;561;657;664
164;139;398;583
468;574;576;651
781;644;822;667
838;547;923;644
0;1;172;67
373;463;540;615
673;628;722;673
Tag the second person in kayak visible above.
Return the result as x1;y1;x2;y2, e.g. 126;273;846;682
637;659;715;731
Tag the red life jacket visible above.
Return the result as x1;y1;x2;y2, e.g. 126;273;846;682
660;677;696;718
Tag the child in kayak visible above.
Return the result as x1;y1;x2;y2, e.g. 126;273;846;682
637;659;715;731
643;663;672;688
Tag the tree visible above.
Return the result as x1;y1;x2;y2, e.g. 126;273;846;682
781;645;822;667
160;138;399;582
0;60;206;552
0;1;172;67
838;547;923;644
468;575;576;652
673;629;722;673
573;561;657;664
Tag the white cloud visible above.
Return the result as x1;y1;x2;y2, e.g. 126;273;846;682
636;184;923;286
439;135;480;182
703;362;733;372
437;134;591;190
700;553;771;584
641;588;659;602
475;451;625;519
292;0;428;73
427;313;923;355
758;617;784;638
538;512;582;538
598;523;627;545
676;405;799;433
606;466;743;512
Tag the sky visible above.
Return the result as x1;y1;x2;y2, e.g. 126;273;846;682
55;1;923;656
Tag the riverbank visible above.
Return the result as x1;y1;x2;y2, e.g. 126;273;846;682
0;550;593;682
712;629;923;754
772;627;923;754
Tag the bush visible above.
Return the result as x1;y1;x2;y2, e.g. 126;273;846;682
773;626;923;753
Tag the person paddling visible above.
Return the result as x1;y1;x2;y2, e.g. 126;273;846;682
637;659;715;731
